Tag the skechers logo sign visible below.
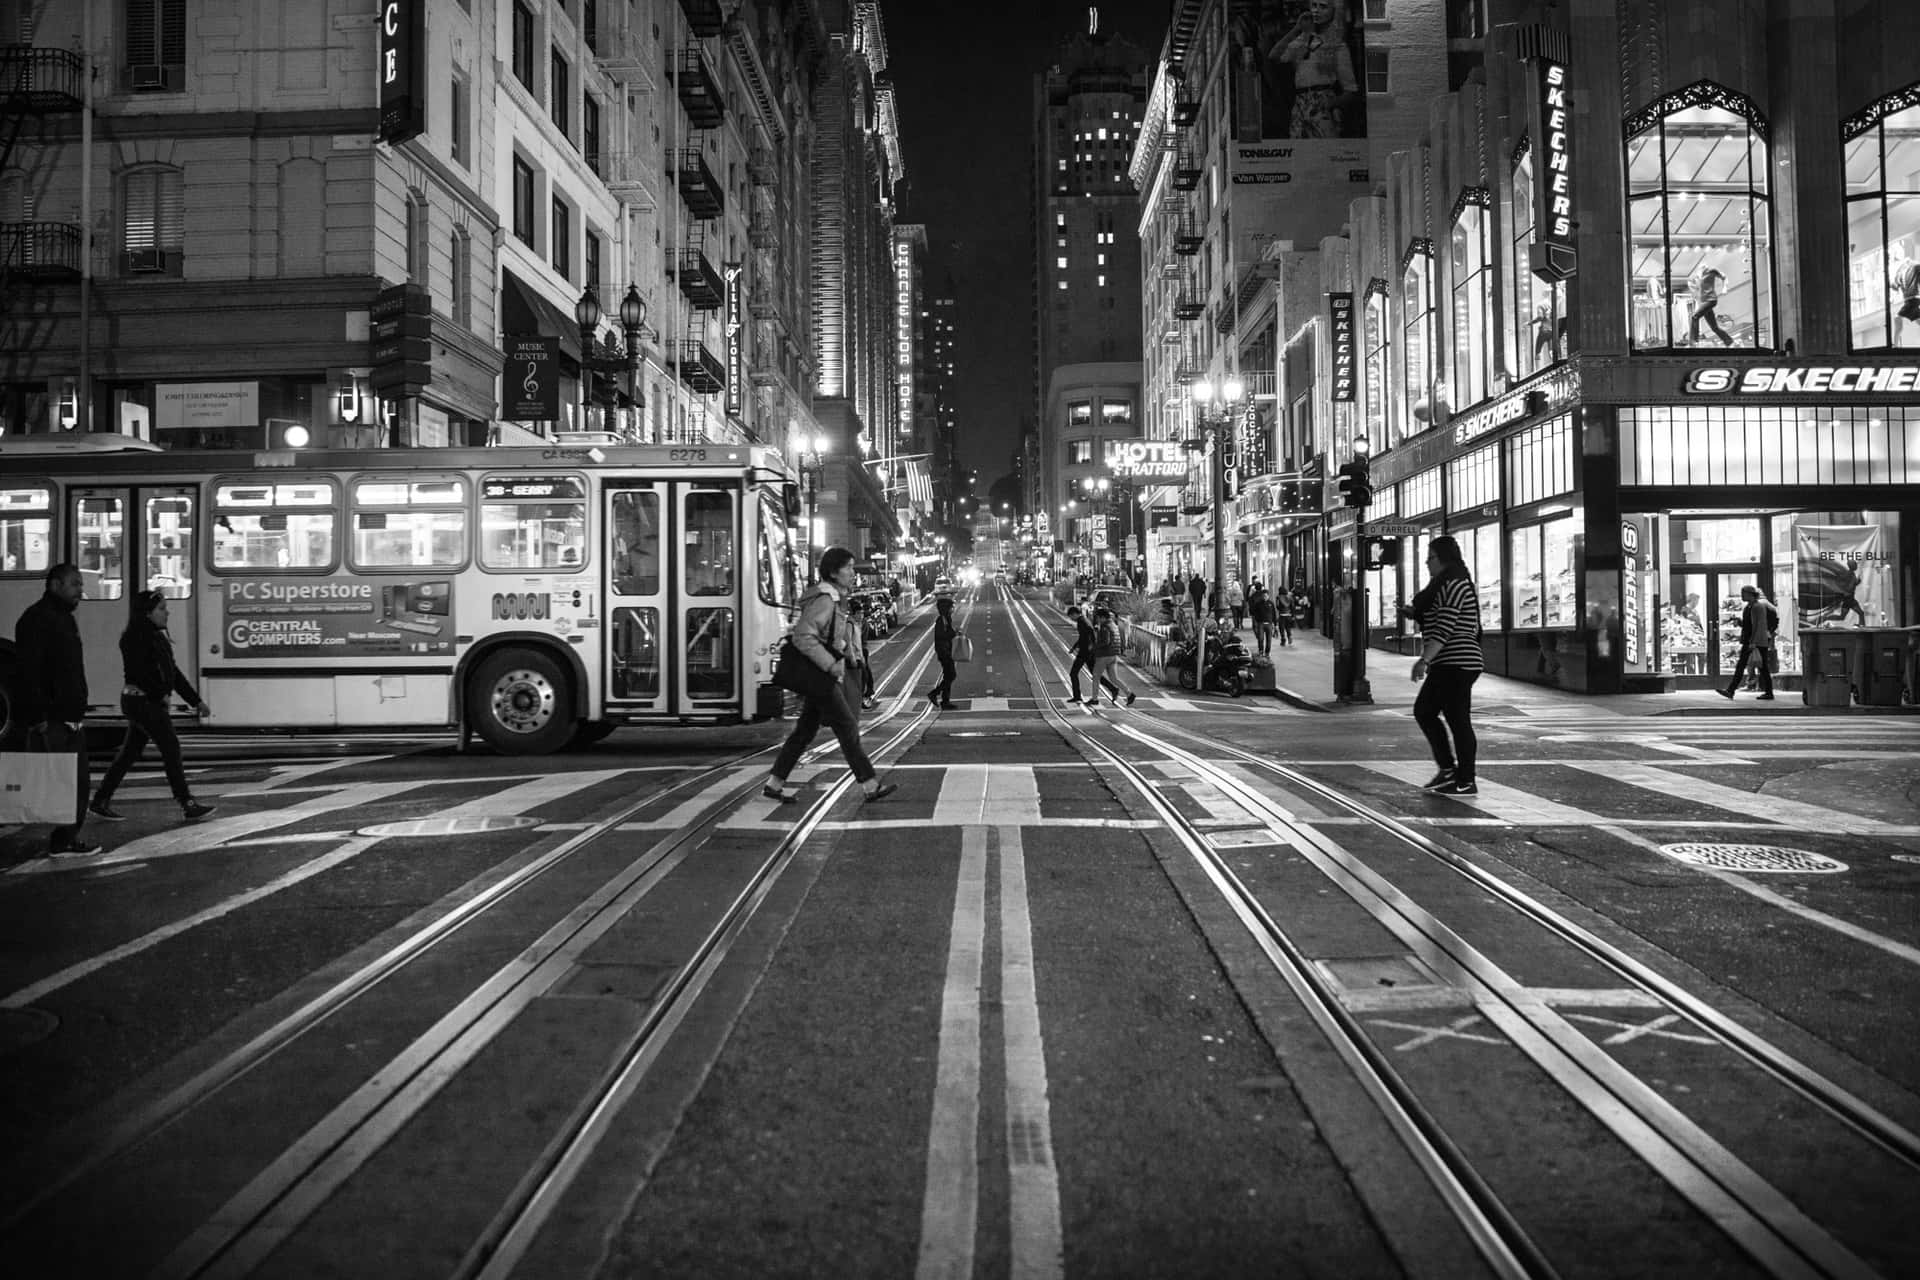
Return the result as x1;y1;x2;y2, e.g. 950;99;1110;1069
1683;366;1920;394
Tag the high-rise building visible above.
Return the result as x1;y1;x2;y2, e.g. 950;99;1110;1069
1032;17;1149;583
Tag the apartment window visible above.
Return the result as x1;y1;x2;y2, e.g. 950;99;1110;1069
552;195;572;280
1847;98;1920;349
513;156;536;247
451;227;472;326
449;74;469;167
1067;439;1093;464
125;0;186;82
583;0;599;52
1363;0;1388;17
511;2;535;90
585;229;602;299
1626;87;1774;351
1056;256;1068;269
121;165;183;274
584;96;602;175
1068;401;1093;426
1365;48;1390;95
550;48;570;140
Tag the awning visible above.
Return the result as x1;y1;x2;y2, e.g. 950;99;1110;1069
500;268;582;362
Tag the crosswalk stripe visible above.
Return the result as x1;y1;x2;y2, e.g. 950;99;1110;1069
932;765;1042;825
87;782;431;866
1364;761;1604;825
1565;761;1907;835
431;770;630;818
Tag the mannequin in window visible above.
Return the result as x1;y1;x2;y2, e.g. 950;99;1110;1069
1688;261;1734;347
1889;241;1920;344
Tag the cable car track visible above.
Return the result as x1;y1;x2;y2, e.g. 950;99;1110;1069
1001;588;1906;1279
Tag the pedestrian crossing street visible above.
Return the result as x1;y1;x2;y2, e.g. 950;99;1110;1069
42;725;1920;870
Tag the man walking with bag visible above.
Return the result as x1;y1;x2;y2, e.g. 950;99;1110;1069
15;563;99;856
1719;585;1777;701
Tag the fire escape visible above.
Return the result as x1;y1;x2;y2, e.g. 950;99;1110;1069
0;46;86;290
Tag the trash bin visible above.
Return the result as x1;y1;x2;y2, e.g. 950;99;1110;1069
1800;630;1854;706
1860;629;1913;706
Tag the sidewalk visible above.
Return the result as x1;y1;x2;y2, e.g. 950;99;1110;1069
1235;627;1918;719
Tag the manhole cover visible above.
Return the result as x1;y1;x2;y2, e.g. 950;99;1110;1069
357;816;541;838
1657;843;1848;874
949;731;1022;738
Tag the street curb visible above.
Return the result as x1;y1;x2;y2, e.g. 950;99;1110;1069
1268;684;1336;713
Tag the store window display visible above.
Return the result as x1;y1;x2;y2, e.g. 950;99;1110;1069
1626;91;1774;351
1509;513;1579;630
1403;247;1435;436
1843;98;1920;349
1508;147;1568;377
1449;200;1493;411
1362;284;1390;446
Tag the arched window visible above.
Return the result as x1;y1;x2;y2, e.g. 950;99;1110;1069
1509;143;1567;375
1625;83;1773;351
1843;90;1920;349
1401;243;1434;438
1362;280;1389;448
1448;194;1493;411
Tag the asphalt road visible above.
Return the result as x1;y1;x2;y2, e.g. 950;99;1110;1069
1;584;1915;1279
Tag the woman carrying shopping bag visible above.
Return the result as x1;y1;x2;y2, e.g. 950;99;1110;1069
764;547;898;804
89;590;217;823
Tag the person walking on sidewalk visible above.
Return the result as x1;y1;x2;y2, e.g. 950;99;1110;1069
1247;583;1274;655
764;547;897;804
1087;605;1136;709
1275;587;1296;646
89;591;217;824
1065;604;1123;705
928;594;959;710
14;563;98;856
1410;536;1483;796
1719;585;1777;701
1226;579;1246;630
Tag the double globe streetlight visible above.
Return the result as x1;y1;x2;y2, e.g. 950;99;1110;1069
573;283;649;434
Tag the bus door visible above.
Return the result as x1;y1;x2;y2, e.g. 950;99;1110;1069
603;481;740;715
68;486;200;716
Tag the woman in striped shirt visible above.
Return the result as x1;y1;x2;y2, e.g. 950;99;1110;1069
1410;535;1484;796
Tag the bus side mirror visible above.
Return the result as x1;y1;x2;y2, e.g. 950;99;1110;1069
783;483;802;522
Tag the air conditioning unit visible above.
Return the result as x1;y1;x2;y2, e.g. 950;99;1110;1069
128;64;167;90
126;248;167;273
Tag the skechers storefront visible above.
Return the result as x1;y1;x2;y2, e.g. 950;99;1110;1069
1356;358;1919;694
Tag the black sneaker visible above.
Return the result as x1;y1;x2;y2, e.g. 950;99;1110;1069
1438;779;1478;795
1125;692;1137;706
762;783;800;803
862;781;899;803
1756;693;1775;701
48;840;102;858
1716;688;1735;700
88;801;126;822
1066;696;1083;704
1420;770;1456;791
181;801;218;822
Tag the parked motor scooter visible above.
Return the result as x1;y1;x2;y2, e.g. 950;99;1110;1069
1166;618;1255;697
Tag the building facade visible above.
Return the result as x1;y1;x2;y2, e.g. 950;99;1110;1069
1032;18;1149;573
1270;0;1920;694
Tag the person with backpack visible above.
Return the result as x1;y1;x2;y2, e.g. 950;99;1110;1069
88;590;217;825
1087;605;1136;709
927;594;959;710
1064;603;1123;705
1719;584;1777;701
763;546;898;804
1247;583;1274;655
1410;536;1484;795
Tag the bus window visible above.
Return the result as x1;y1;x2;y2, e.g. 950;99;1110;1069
351;477;467;569
684;490;734;597
75;495;124;600
480;475;586;570
146;496;194;598
612;608;659;697
212;480;336;570
756;493;794;607
0;487;53;574
610;491;660;595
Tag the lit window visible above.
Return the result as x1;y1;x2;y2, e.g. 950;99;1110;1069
1098;275;1106;286
1056;212;1067;228
1625;89;1773;351
1097;253;1106;265
1448;200;1493;409
1057;158;1067;171
1058;280;1068;290
1402;248;1433;440
1844;98;1918;348
1098;127;1107;140
1057;256;1068;269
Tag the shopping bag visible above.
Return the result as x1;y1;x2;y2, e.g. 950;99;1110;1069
953;633;975;663
0;751;80;824
772;635;839;700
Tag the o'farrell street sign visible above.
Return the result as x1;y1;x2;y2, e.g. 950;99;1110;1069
1104;438;1191;481
1361;521;1422;537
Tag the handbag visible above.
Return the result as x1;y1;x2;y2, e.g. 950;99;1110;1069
0;749;81;824
952;633;975;663
772;634;842;700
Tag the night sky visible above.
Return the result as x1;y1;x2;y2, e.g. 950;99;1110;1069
885;1;1172;489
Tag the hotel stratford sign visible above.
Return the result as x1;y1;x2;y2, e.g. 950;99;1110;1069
1104;438;1192;482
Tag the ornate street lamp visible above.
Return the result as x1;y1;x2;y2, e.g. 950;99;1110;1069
574;283;648;434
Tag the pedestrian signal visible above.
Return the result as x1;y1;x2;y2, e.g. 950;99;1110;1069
1363;536;1401;570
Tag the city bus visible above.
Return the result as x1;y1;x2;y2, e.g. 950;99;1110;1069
0;436;803;753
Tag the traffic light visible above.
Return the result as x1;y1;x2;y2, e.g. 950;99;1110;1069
1363;536;1401;570
1335;456;1373;508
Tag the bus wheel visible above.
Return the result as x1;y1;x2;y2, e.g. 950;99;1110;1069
568;720;617;748
468;648;573;755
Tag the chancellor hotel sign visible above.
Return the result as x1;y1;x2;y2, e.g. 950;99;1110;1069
1683;365;1920;394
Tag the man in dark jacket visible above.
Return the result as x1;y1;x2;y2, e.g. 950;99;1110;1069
1064;604;1122;705
15;563;97;855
